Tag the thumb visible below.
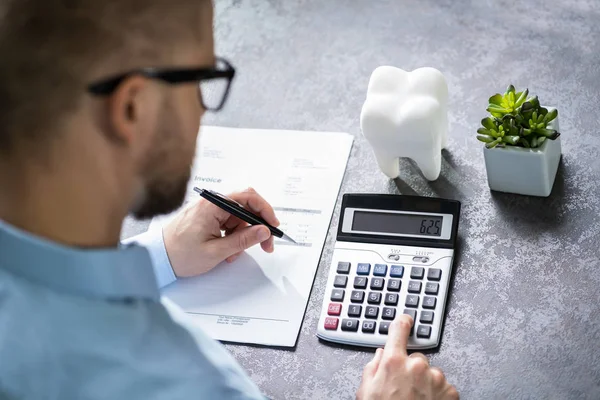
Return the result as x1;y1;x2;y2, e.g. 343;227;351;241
211;225;271;260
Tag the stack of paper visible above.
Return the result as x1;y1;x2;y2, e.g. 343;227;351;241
149;126;353;347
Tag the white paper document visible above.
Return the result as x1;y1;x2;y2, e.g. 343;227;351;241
148;126;353;347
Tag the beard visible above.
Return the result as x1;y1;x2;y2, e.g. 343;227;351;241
131;101;197;220
131;168;190;220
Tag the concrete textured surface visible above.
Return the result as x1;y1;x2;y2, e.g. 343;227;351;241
121;0;600;398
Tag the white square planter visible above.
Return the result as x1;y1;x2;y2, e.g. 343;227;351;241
483;109;561;197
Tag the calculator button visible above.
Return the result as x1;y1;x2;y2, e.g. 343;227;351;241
384;293;399;306
336;262;351;274
420;311;434;324
351;290;365;303
382;307;396;320
403;309;417;336
425;282;439;295
410;267;425;279
365;306;379;319
408;281;422;293
327;303;342;316
379;321;391;334
370;278;384;290
417;325;432;338
348;305;362;318
390;265;404;278
423;296;437;309
405;295;419;308
373;264;388;276
341;319;359;332
357;263;371;275
330;289;344;302
362;320;376;334
402;309;417;321
324;317;339;330
354;276;368;289
333;275;348;288
387;279;401;292
367;292;382;305
427;268;442;281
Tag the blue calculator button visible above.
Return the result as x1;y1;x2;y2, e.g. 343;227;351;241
390;265;404;278
356;263;371;275
373;264;388;276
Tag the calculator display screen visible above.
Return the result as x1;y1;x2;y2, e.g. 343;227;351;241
351;211;443;237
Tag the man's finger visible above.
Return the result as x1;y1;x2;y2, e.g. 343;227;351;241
260;236;275;253
225;216;274;254
384;314;413;357
210;225;271;260
226;251;242;263
362;348;384;380
228;188;279;227
409;352;430;366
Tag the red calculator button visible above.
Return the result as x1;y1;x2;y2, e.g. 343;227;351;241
324;317;339;330
327;303;342;316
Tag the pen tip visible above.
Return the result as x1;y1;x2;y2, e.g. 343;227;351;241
282;234;297;244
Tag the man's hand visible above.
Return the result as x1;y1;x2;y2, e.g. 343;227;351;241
163;187;279;277
357;315;459;400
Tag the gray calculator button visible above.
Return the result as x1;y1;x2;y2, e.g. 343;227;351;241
427;268;442;281
403;309;417;336
425;282;439;295
367;292;382;305
408;281;422;293
351;290;365;303
379;321;391;334
341;319;359;332
420;311;434;324
354;276;368;289
384;293;399;306
410;267;425;279
362;320;376;334
365;306;379;319
402;309;417;321
348;305;362;317
331;289;344;301
387;279;401;292
417;325;432;338
423;296;437;309
405;295;419;308
382;307;396;320
337;262;351;274
333;275;348;288
370;278;384;291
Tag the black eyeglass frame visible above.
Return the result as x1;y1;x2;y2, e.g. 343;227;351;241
87;56;236;111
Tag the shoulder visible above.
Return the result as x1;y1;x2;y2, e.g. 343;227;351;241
0;279;265;400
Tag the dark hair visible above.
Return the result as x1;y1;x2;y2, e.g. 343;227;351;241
0;0;208;154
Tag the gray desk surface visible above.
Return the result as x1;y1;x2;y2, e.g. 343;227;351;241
121;1;600;398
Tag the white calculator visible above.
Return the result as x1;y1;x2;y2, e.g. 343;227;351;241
317;193;461;349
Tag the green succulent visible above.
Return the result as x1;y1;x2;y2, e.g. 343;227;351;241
477;85;560;149
487;85;529;118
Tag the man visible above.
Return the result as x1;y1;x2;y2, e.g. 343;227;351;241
0;0;459;398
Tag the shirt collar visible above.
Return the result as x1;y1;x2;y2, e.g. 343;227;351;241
0;219;160;301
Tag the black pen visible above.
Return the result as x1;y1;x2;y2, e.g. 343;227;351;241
194;187;297;244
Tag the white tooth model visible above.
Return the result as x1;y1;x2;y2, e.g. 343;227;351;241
360;66;449;181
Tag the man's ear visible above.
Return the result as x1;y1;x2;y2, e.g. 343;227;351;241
105;75;155;145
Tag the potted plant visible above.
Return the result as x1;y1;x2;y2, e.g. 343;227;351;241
477;85;562;197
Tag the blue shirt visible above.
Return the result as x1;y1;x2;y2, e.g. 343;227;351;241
0;219;265;400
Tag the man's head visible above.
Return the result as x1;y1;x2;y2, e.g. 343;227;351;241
0;0;218;220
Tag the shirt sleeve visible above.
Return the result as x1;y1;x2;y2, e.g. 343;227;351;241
122;229;177;289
